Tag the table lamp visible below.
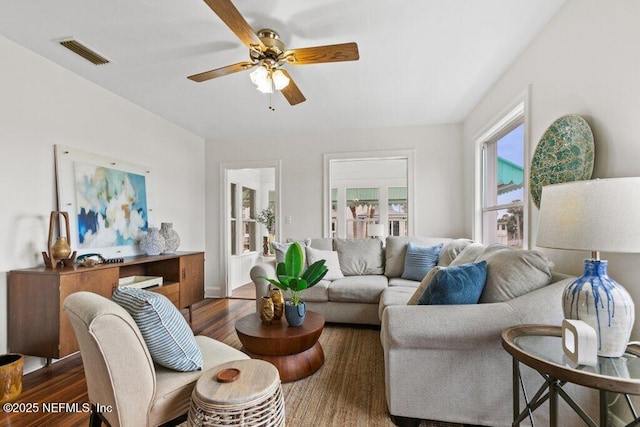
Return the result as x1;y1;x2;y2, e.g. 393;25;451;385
368;224;385;239
537;178;640;357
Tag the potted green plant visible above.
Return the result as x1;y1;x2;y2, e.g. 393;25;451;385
260;242;328;326
256;207;276;255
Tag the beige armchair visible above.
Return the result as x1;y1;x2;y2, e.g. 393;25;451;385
63;291;248;427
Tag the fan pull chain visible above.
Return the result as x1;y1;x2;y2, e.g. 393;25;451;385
269;78;275;111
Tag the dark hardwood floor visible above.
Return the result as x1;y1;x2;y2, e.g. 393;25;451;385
230;282;257;300
0;298;254;427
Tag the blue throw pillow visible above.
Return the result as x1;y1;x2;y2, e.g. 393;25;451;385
401;242;443;281
112;287;203;372
418;261;488;305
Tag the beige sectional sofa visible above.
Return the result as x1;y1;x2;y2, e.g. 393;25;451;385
249;236;595;426
251;236;457;324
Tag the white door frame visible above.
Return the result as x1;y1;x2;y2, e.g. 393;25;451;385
220;159;281;297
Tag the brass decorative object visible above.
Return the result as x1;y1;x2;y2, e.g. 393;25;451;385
269;288;284;320
259;296;274;325
0;354;24;404
42;211;77;268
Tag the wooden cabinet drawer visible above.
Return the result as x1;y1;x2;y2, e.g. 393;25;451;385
149;282;180;307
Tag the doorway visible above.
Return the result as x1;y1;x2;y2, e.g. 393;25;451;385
222;161;280;298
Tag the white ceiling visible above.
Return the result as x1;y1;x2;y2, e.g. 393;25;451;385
0;0;565;140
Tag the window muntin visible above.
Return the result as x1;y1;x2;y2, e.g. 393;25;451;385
241;186;256;253
345;188;379;239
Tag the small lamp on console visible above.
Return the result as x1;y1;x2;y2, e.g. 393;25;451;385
368;224;385;240
537;178;640;357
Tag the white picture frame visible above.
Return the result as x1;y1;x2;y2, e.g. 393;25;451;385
54;144;154;258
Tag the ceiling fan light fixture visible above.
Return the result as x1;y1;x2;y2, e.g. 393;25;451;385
272;69;290;90
256;76;273;94
250;66;268;85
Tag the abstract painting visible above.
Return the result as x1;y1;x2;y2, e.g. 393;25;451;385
73;162;148;248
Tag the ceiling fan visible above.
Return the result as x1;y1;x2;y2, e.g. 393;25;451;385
187;0;360;106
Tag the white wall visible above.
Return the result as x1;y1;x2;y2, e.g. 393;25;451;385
463;0;640;334
0;35;205;372
205;123;465;296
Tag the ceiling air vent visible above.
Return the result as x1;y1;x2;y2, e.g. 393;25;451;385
58;38;110;65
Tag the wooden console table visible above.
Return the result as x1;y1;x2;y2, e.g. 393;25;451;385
8;251;204;362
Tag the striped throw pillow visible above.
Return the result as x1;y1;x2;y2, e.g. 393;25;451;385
401;242;443;281
112;287;202;372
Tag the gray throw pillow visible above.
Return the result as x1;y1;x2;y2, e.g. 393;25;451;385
477;246;554;303
334;238;384;276
437;238;475;267
448;243;487;266
272;239;311;264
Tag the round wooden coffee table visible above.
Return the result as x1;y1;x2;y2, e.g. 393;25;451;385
235;311;325;382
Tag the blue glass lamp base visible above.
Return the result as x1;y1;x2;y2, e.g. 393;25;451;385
562;260;634;358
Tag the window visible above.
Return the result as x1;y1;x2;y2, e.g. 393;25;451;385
242;186;256;252
482;120;525;248
230;183;237;255
388;187;408;236
345;188;379;239
326;154;413;239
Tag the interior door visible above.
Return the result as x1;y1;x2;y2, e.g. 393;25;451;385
222;163;280;297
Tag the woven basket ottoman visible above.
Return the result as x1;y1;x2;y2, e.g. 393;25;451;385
188;359;285;426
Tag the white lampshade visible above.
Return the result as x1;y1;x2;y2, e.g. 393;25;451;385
368;224;385;238
250;66;268;85
272;69;290;90
255;77;273;94
250;67;273;94
537;178;640;253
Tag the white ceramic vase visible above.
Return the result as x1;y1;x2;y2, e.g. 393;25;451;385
140;227;165;256
563;260;634;357
160;222;180;253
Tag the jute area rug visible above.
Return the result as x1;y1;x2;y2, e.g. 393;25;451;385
218;324;463;427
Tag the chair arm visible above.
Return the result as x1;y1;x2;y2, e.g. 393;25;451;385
381;302;521;350
249;260;277;311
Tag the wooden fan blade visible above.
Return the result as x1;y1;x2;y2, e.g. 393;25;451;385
279;70;306;105
188;61;255;82
202;0;265;50
287;42;359;65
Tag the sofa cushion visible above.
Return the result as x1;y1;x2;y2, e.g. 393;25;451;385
379;287;415;319
328;275;388;304
407;267;440;305
272;239;311;264
384;236;453;278
305;247;344;281
477;246;554;303
438;239;475;267
401;242;442;281
282;279;330;303
388;278;421;288
448;243;487;266
417;261;488;305
112;287;203;372
334;238;384;276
